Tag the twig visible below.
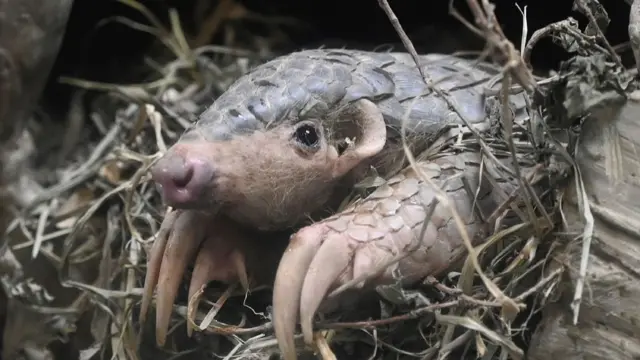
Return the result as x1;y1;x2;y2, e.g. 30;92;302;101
573;0;623;69
514;267;563;302
569;142;595;325
458;0;537;92
499;74;540;236
32;200;55;259
27;122;122;209
515;4;528;58
317;300;459;330
379;0;520;315
523;18;608;70
630;0;640;74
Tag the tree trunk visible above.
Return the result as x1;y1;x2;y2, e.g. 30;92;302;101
527;98;640;359
0;0;74;142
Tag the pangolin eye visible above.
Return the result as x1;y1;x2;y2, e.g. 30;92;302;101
293;123;320;148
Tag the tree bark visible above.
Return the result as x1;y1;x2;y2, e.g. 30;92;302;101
0;0;74;142
528;98;640;359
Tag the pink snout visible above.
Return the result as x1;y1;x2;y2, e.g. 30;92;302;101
151;150;215;208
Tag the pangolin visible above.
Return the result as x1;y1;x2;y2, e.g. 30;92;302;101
140;49;534;359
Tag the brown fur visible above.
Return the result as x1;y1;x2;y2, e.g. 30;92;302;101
170;114;417;232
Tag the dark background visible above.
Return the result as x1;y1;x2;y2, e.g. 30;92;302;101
42;0;635;106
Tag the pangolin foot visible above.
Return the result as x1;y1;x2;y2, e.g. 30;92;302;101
139;209;282;346
272;156;495;360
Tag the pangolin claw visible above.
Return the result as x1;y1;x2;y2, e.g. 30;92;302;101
140;210;178;326
299;234;351;344
139;209;255;346
186;220;251;336
273;226;327;360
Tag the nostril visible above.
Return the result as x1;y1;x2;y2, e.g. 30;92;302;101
150;153;193;190
172;165;194;189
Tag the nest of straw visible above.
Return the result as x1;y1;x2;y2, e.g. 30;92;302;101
1;0;633;359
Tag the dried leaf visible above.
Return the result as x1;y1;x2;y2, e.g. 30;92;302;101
55;188;94;229
99;159;124;185
546;54;629;126
78;343;102;360
572;0;610;36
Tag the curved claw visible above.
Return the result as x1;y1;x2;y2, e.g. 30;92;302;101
186;220;250;336
273;225;328;360
299;234;351;344
140;210;179;325
141;210;251;345
154;211;207;345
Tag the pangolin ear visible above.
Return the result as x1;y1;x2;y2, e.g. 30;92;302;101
331;99;387;178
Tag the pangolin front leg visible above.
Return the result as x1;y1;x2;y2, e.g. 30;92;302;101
273;150;521;360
